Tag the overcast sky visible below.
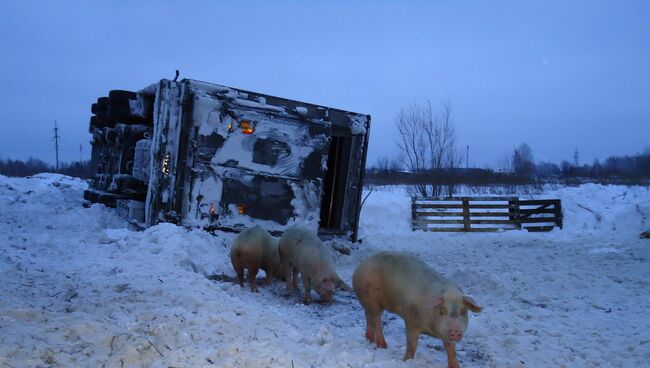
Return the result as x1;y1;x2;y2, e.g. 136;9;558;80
1;0;648;168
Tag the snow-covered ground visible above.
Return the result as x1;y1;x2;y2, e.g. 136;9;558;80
1;174;649;367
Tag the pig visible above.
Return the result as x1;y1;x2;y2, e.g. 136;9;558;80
352;251;482;368
278;225;350;303
230;225;284;292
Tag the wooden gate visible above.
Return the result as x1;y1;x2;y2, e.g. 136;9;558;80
411;197;562;232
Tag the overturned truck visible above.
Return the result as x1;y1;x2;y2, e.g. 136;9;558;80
84;79;371;241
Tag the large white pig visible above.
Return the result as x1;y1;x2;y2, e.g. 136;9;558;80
230;225;284;292
278;225;350;303
352;251;482;368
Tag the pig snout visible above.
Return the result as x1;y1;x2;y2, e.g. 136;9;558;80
448;329;462;342
447;323;463;342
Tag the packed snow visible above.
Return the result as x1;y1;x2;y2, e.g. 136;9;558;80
1;174;649;367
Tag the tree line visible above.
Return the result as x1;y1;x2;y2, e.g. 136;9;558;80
0;157;94;178
368;147;650;189
368;101;649;192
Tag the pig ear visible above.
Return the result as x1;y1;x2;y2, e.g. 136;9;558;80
463;296;482;313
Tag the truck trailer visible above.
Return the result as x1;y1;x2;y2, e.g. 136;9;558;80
84;78;371;241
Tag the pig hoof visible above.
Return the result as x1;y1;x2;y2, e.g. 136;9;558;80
365;332;373;342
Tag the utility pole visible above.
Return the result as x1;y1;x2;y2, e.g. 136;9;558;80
466;145;469;169
79;143;83;163
53;120;60;170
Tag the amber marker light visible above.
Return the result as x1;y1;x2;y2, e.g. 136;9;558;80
237;205;246;215
240;120;255;135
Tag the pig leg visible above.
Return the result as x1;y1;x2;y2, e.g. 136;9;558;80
444;341;459;368
281;246;293;291
292;267;300;290
231;254;245;288
235;267;244;287
284;264;294;291
247;265;260;292
302;275;313;303
354;277;387;348
362;305;387;348
403;323;420;360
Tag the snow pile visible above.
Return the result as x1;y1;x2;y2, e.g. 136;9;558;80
1;175;649;367
350;116;368;135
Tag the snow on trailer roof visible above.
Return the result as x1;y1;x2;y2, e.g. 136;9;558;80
139;78;371;131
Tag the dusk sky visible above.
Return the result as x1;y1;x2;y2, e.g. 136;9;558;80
1;0;648;168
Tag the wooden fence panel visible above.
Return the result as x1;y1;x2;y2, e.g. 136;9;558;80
412;197;562;232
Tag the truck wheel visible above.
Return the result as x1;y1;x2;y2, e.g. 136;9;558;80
108;90;137;105
93;111;113;127
91;103;108;114
89;116;102;130
107;105;145;124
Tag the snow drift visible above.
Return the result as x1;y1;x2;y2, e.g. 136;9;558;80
1;174;649;367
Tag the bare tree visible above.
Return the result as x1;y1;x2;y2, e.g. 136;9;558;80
395;103;428;173
435;102;462;196
395;101;460;197
512;143;535;178
373;155;401;183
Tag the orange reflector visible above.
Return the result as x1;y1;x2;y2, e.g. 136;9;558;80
237;205;246;215
209;203;216;222
240;120;254;135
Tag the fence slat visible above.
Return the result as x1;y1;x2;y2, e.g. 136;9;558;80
417;196;518;201
524;225;556;232
470;212;511;217
416;204;464;209
468;204;514;209
518;199;560;205
519;217;558;224
415;219;516;225
414;211;465;217
519;208;556;215
415;211;512;217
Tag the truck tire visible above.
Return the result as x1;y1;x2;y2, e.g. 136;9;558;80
89;116;101;129
91;103;108;114
108;90;137;105
94;111;112;127
107;105;145;124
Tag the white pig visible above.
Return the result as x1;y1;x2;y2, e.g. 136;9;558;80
230;225;283;292
352;251;482;368
278;225;350;303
